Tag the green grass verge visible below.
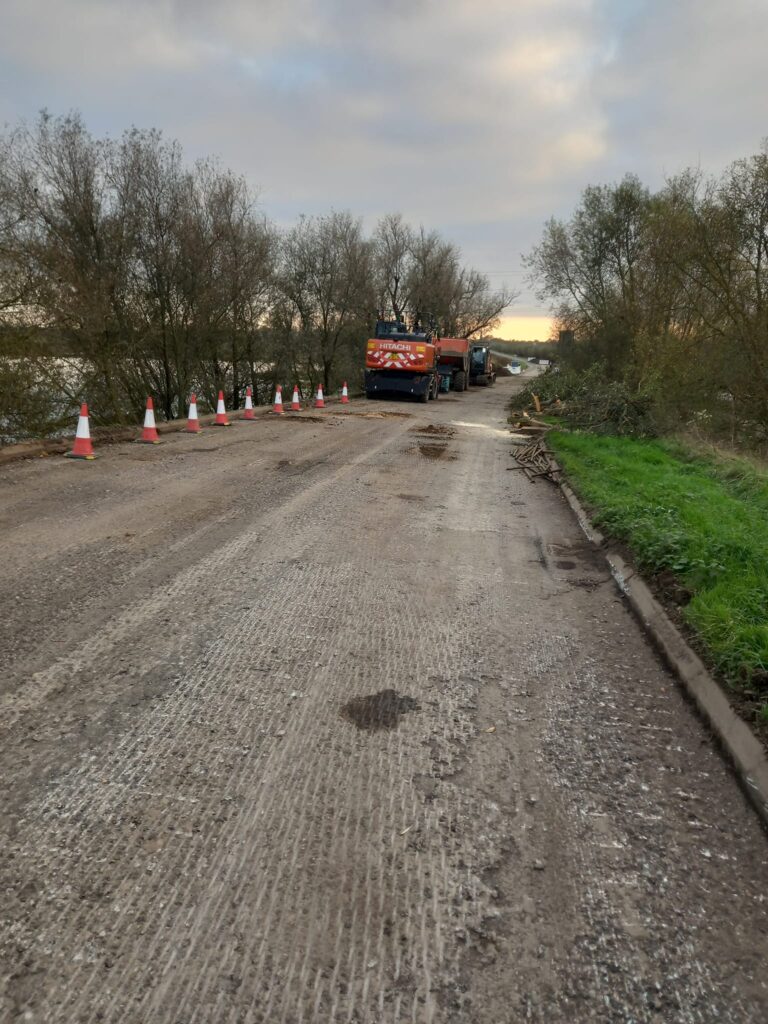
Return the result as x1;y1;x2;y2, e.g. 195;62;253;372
548;431;768;704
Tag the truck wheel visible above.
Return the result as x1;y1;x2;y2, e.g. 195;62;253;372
419;389;429;403
454;371;466;392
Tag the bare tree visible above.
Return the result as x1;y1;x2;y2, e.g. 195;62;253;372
373;213;413;321
280;211;373;392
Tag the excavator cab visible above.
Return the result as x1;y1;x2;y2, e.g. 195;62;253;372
375;314;433;343
469;345;496;386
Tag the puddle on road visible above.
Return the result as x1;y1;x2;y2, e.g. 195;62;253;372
397;493;425;502
546;543;610;589
416;443;452;460
340;689;420;731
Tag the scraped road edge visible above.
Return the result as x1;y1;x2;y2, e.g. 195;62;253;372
0;398;351;466
554;468;768;831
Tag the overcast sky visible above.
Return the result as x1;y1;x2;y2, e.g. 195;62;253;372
1;0;767;338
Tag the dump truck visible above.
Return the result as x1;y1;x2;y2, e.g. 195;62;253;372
469;344;496;386
437;337;471;392
365;317;441;402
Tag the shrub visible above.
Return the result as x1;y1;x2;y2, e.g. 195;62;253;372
514;363;658;437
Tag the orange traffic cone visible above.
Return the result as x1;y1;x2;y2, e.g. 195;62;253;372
340;381;349;404
273;385;284;415
214;390;230;427
186;393;202;433
137;397;162;444
290;386;302;412
65;403;96;460
314;384;325;409
243;386;256;420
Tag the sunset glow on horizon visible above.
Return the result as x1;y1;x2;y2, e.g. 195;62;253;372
494;315;555;342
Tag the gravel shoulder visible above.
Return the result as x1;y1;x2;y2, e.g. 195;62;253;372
1;382;766;1023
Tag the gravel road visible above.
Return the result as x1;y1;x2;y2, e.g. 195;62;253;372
1;379;766;1023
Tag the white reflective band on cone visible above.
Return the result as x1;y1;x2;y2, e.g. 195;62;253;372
75;416;90;438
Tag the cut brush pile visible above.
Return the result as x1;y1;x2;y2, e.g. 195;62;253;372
508;417;561;483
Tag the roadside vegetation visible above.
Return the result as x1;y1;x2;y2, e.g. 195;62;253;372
525;144;768;453
550;431;768;723
515;142;768;733
0;111;513;442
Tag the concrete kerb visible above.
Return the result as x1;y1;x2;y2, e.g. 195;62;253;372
554;466;768;831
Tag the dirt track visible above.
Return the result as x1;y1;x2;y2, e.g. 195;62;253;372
1;379;767;1023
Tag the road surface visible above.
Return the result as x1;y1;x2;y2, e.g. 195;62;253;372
1;379;766;1023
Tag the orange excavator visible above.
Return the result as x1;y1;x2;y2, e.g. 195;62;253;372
364;316;441;403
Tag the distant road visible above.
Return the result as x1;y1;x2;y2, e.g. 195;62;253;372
491;350;543;375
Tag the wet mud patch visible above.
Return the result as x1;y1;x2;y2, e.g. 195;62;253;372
547;540;605;572
654;569;693;607
340;689;420;731
419;444;447;459
410;443;456;460
282;414;327;424
409;423;455;438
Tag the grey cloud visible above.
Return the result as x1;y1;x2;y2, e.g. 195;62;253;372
1;0;766;321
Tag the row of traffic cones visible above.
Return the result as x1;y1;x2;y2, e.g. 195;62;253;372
65;383;351;459
272;382;349;414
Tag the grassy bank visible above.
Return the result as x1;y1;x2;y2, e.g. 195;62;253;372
548;431;768;722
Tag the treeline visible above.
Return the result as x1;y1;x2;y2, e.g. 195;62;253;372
0;111;511;439
527;142;768;446
490;339;557;361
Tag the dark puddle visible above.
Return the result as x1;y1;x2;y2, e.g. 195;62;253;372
340;689;420;731
555;559;576;570
418;443;448;459
397;493;425;502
